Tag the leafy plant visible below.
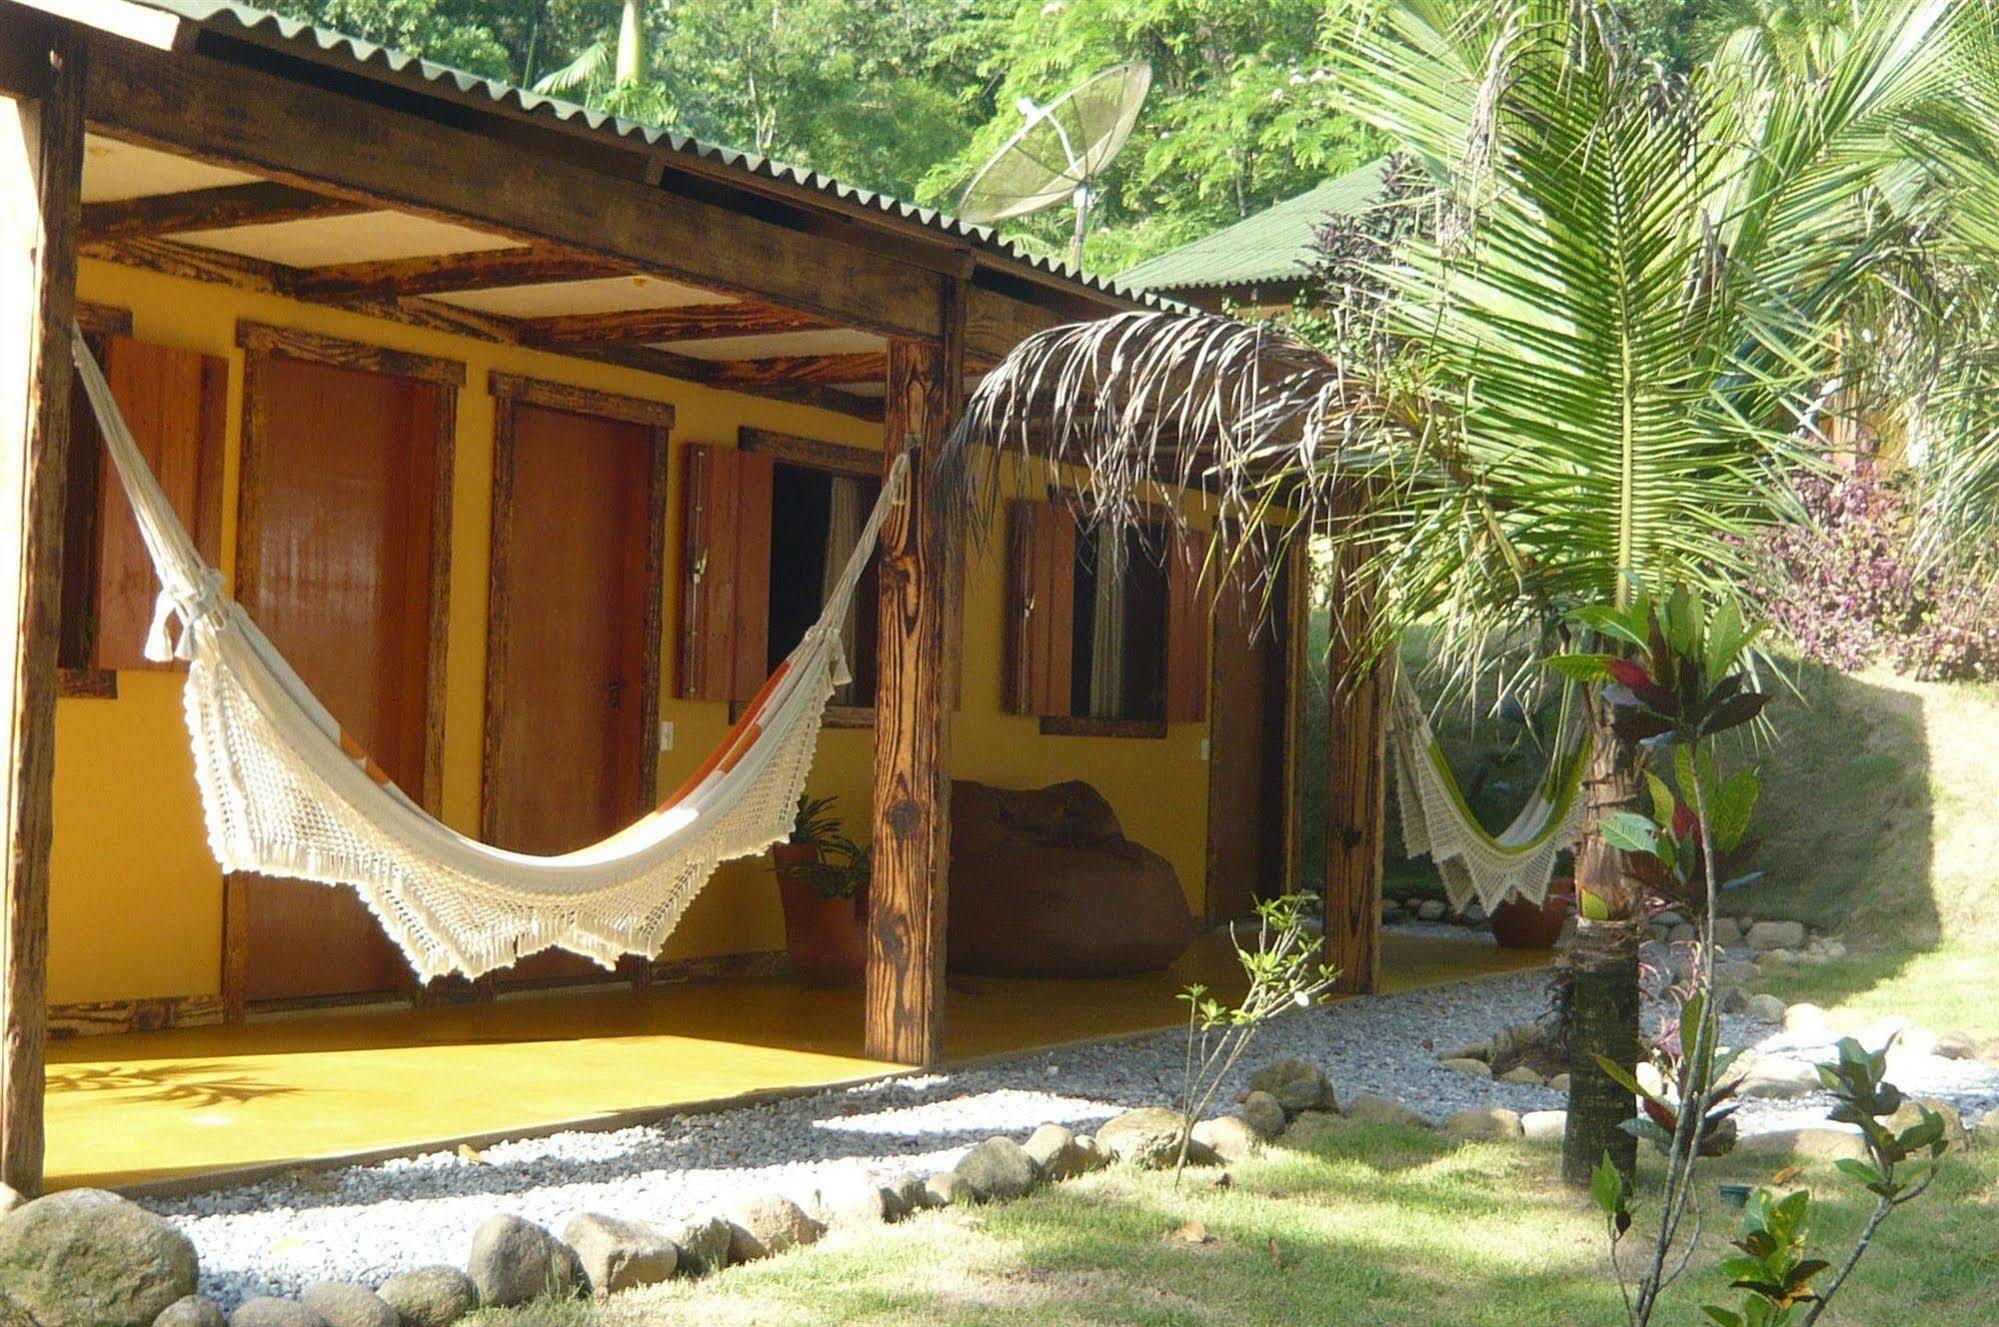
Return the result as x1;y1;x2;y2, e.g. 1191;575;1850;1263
789;835;872;903
789;794;842;849
1175;892;1339;1183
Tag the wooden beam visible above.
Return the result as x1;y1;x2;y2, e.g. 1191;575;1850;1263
80;181;366;243
1323;487;1386;997
84;38;944;340
865;280;962;1068
0;21;86;1197
964;282;1067;368
7;0;181;51
290;243;631;300
704;352;885;391
519;301;831;348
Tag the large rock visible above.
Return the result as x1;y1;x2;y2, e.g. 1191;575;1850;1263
1343;1094;1429;1129
374;1268;477;1327
1976;1110;1999;1148
561;1214;679;1294
922;1172;968;1208
662;1215;732;1277
809;1171;904;1226
1237;1091;1287;1140
1739;1127;1868;1162
1442;1108;1524;1140
1498;1066;1544;1086
1745;993;1787;1024
0;1188;198;1327
1095;1108;1214;1170
465;1214;583;1308
1889;1098;1968;1151
1783;1003;1830;1037
1739;1057;1820;1100
953;1137;1039;1202
1521;1110;1567;1143
1246;1058;1338;1118
1190;1115;1261;1163
299;1284;395;1327
154;1298;227;1327
1747;920;1807;951
726;1194;822;1262
1934;1030;1981;1061
1022;1124;1086;1180
228;1301;325;1327
947;780;1193;977
1439;1058;1492;1078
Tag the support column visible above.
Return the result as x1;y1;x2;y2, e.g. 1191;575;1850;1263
865;282;962;1066
0;18;86;1197
1324;487;1385;996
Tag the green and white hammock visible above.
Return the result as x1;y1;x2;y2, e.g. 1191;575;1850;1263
1387;669;1589;912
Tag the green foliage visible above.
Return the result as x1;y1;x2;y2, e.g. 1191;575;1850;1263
785;795;870;899
920;0;1384;270
788;794;842;848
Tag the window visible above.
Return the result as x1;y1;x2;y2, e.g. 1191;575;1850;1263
676;429;882;718
1005;497;1210;734
59;314;228;691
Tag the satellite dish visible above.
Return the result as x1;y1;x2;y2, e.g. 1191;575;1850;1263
957;61;1153;270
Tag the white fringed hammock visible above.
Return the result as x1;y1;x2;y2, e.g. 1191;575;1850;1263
74;328;904;981
1387;668;1590;913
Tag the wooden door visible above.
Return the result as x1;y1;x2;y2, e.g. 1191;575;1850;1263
235;346;451;1004
482;390;666;982
1205;555;1293;924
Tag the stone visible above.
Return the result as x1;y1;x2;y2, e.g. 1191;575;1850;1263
1717;986;1752;1014
1976;1110;1999;1147
1889;1098;1968;1150
1712;917;1745;949
952;1137;1039;1202
1442;1108;1524;1140
0;1188;199;1327
1668;923;1697;945
1655;910;1689;929
1820;938;1849;960
1022;1123;1085;1180
0;1186;20;1218
1548;1074;1571;1094
1783;1002;1829;1037
299;1284;396;1327
1381;899;1404;922
1746;993;1787;1023
1935;1030;1980;1060
465;1215;582;1308
1739;1127;1868;1162
886;1171;932;1214
1238;1090;1287;1140
922;1172;968;1208
1440;1041;1490;1063
154;1298;227;1327
1190;1114;1261;1162
1461;903;1486;925
1342;1094;1428;1129
726;1194;823;1262
1762;947;1800;965
808;1173;902;1226
1521;1110;1567;1143
1068;1135;1110;1174
1246;1057;1338;1117
1636;1062;1666;1097
1498;1066;1544;1086
1277;1110;1344;1150
561;1214;679;1294
1096;1107;1215;1170
228;1302;327;1327
1439;1057;1492;1078
1747;920;1807;951
1417;900;1448;922
374;1268;479;1327
1740;1057;1821;1100
663;1215;733;1277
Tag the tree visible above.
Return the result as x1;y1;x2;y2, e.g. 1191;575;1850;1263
945;0;1999;1185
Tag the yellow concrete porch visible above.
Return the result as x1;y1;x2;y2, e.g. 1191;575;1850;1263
46;930;1546;1193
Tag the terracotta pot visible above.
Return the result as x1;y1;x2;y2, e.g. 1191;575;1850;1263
773;842;866;987
1491;877;1575;950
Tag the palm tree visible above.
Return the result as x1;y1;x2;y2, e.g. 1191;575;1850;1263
534;0;651;104
944;0;1999;1184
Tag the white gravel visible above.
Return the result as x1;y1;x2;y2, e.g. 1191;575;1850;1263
141;943;1999;1309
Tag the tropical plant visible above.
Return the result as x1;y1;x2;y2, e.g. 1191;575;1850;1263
788;835;872;902
788;794;842;849
943;0;1999;1186
1175;892;1339;1183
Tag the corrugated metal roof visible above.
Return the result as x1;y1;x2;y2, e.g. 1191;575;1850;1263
1119;157;1390;294
127;0;1171;309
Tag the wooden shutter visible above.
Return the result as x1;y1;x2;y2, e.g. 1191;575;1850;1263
1164;526;1214;723
91;334;227;671
1004;498;1076;716
678;442;773;701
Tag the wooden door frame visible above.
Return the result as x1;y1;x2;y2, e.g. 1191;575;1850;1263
223;320;461;1020
478;371;672;848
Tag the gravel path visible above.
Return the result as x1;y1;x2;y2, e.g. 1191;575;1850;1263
142;950;1999;1308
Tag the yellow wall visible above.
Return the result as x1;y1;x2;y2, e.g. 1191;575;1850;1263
50;260;1213;1006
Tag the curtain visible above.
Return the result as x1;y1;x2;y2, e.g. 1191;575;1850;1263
1089;529;1127;717
822;475;865;703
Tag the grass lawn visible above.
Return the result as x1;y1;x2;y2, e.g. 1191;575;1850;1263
481;1123;1999;1327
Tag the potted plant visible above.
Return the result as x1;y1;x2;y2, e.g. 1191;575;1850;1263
772;795;870;986
1491;873;1576;950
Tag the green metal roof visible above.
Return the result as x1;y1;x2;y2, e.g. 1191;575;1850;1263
121;0;1170;307
1119;157;1391;295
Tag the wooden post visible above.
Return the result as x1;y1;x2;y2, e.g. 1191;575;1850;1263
0;18;86;1197
865;282;962;1067
1323;487;1385;996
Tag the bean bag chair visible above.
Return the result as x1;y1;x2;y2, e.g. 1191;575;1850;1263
947;779;1195;978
